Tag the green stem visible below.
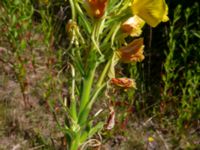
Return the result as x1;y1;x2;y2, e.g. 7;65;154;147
74;2;92;34
91;21;103;56
70;64;77;122
77;19;103;122
69;0;76;20
70;137;80;150
78;83;106;125
78;64;97;118
111;24;121;47
96;59;111;88
90;83;107;107
102;23;118;45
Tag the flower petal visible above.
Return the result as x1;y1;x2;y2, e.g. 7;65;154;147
132;0;169;27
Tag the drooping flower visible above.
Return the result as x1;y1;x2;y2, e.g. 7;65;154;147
84;0;108;18
117;38;144;63
132;0;169;27
121;15;145;37
110;78;136;89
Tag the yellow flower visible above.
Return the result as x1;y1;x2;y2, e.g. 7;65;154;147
117;38;145;63
132;0;169;27
84;0;108;18
110;78;136;89
121;15;145;37
148;137;154;142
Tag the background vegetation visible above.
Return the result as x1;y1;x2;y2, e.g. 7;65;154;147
0;0;199;149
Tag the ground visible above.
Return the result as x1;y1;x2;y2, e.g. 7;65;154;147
0;66;199;149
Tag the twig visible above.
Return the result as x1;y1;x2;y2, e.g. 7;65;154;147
29;145;45;150
155;130;170;150
80;139;101;150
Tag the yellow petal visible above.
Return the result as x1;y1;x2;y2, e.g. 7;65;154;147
132;0;169;27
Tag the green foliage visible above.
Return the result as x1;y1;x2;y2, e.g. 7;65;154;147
162;3;200;129
0;0;34;105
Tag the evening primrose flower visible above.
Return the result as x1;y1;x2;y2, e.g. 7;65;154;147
132;0;169;27
121;15;145;37
110;78;136;89
117;38;145;63
84;0;108;18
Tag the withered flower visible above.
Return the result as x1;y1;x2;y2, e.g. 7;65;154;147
110;78;136;89
85;0;108;18
121;15;145;37
117;38;145;63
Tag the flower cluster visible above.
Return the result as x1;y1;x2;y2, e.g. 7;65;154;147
110;0;169;90
122;0;169;36
84;0;169;89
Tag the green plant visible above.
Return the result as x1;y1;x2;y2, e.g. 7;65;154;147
0;0;170;149
177;3;200;129
162;3;200;129
0;0;34;106
61;0;169;149
162;5;181;100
